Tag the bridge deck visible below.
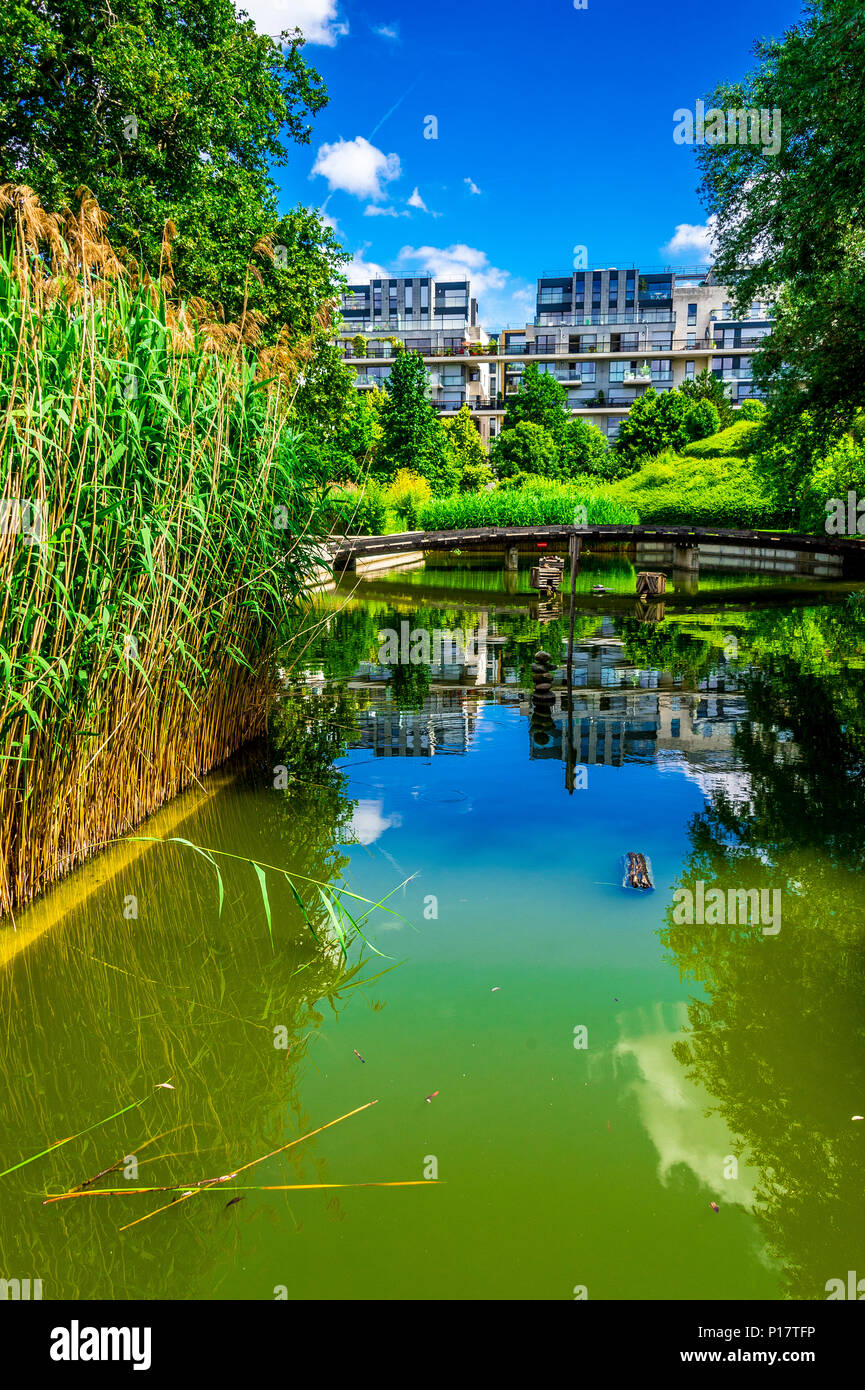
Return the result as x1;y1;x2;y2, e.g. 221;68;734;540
332;524;865;564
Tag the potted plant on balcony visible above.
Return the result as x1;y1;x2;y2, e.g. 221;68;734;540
351;334;368;357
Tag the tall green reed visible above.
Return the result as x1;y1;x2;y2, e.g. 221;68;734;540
0;185;328;914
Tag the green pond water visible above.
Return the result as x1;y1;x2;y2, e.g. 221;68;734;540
3;550;865;1301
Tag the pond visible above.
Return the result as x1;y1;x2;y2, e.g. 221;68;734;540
3;549;865;1301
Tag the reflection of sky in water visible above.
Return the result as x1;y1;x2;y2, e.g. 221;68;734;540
614;1000;759;1207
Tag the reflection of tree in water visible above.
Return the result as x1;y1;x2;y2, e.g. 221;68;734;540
616;617;723;688
660;599;865;1298
0;703;377;1300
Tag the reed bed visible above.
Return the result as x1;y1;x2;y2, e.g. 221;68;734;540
0;185;328;915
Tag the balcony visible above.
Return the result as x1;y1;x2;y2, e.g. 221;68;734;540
536;309;675;327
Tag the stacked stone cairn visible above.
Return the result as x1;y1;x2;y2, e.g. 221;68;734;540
529;648;558;747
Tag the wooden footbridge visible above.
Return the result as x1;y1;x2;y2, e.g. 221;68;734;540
330;522;865;586
332;524;865;581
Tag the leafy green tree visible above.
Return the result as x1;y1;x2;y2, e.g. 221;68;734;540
378;350;459;493
491;422;559;483
502;364;570;441
613;388;689;466
560;417;615;478
683;398;721;442
679;368;734;429
798;433;865;534
0;0;341;338
292;341;358;440
739;398;767;422
444;404;493;491
694;0;865;428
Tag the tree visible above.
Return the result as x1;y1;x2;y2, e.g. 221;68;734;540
444;405;493;491
560;417;615;478
694;0;865;427
683;398;721;443
491;422;559;483
613;388;689;466
0;1;340;338
502;364;570;441
679;369;734;429
378;350;459;493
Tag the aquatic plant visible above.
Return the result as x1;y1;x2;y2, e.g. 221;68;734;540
0;185;329;914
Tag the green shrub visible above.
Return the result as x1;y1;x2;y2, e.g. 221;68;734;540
682;419;763;458
609;451;783;528
738;398;767;421
491;421;559;480
385;468;433;529
612;387;690;466
683;398;720;442
323;482;387;535
417;483;638;530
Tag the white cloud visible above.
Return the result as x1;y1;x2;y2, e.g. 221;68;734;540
237;0;348;45
373;22;399;39
398;243;507;299
661;217;717;262
347;244;390;281
349;800;402;846
317;208;341;234
464;177;482;196
363;205;410;218
311;136;401;201
407;187;428;212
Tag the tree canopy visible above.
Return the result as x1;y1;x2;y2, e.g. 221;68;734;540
695;0;865;427
0;0;344;337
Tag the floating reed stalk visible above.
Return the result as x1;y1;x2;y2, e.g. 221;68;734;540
0;184;328;916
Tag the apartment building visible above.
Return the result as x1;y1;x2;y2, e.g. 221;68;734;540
336;268;773;446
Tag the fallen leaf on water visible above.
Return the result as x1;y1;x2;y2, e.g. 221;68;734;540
425;1091;439;1104
491;987;501;992
353;1050;365;1063
155;1082;175;1090
710;1202;720;1213
225;1197;245;1209
852;1115;864;1121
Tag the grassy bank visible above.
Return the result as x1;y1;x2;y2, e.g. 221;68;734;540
608;450;786;529
0;186;324;916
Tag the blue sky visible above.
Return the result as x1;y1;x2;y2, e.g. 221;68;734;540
240;0;804;327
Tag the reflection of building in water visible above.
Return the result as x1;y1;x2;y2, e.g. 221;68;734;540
527;690;748;770
343;620;751;767
350;688;481;757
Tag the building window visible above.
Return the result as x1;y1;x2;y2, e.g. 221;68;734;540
686;332;696;347
581;362;596;383
536;335;556;352
420;284;429;309
404;286;413;312
685;360;695;379
687;302;698;326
